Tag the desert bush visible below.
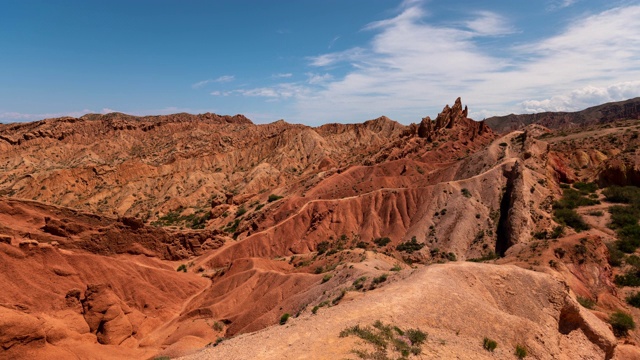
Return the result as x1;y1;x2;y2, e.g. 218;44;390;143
577;296;595;309
603;186;640;204
372;274;388;285
610;311;635;337
554;208;590;232
614;271;640;287
340;321;426;359
461;188;471;198
268;194;283;202
176;264;187;272
573;182;598;194
373;237;391;247
316;241;330;255
235;207;247;217
515;345;527;359
353;276;367;290
280;313;290;325
322;274;332;283
626;292;640;308
483;337;497;352
396;237;425;253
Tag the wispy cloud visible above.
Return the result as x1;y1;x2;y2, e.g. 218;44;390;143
291;3;640;123
464;11;515;36
520;81;640;113
547;0;579;11
272;73;293;79
211;83;310;100
192;75;235;89
328;36;340;49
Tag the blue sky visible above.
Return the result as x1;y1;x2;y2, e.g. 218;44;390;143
1;0;639;125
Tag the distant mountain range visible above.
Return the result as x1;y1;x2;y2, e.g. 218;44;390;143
485;97;640;133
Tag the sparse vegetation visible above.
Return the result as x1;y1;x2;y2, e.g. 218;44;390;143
280;313;291;325
268;194;283;202
515;345;527;359
483;337;497;352
626;292;640;308
396;236;425;253
176;264;187;272
609;311;635;337
373;237;391;247
577;296;595;309
552;186;599;231
340;321;426;359
372;274;388;285
467;251;498;262
235;206;247;217
461;188;471;198
353;276;367;290
604;186;640;254
322;274;332;283
152;209;211;229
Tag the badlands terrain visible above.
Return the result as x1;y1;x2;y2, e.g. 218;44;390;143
1;98;640;359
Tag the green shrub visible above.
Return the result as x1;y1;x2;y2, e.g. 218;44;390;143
607;242;625;266
373;237;391;247
483;337;497;352
390;264;402;271
610;311;635;337
372;274;388;285
461;188;471;198
268;194;283;202
316;241;330;255
352;276;367;290
322;274;332;283
626;292;640;308
577;296;595;309
340;321;426;359
280;313;290;325
177;264;187;272
396;236;425;253
588;210;604;216
573;182;598;194
614;271;640;287
554;208;590;232
515;345;527;359
235;207;247;217
603;186;640;204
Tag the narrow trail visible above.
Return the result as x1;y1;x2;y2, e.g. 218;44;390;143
239;157;517;245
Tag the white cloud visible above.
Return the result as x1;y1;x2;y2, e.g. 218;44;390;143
306;73;333;85
464;11;515;36
548;0;578;11
212;83;310;101
289;3;640;123
272;73;293;78
192;75;235;89
520;81;640;113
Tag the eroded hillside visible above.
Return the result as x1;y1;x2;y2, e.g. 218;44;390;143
1;99;639;359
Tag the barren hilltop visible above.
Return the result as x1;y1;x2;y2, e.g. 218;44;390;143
1;98;640;360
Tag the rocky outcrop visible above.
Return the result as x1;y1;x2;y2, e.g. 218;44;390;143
81;284;133;345
0;307;46;350
496;161;530;256
416;97;490;142
597;156;640;187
